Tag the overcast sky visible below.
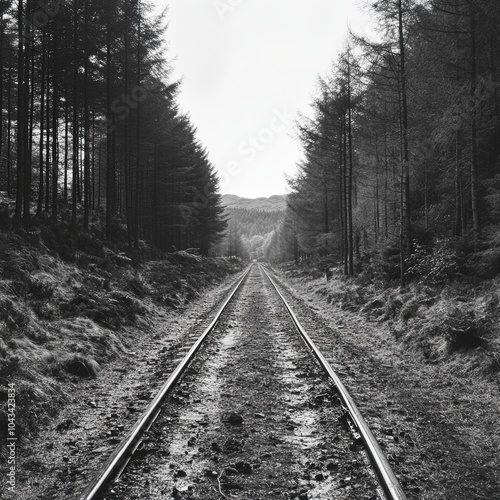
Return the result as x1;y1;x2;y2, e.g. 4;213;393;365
153;0;370;198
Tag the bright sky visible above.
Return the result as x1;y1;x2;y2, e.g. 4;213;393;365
153;0;370;198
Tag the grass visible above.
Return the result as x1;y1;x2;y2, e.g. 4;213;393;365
379;283;500;380
0;219;244;456
279;260;500;384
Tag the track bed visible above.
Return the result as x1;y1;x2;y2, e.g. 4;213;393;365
102;266;381;499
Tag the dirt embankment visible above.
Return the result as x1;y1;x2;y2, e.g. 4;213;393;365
279;263;500;383
0;223;244;464
271;264;500;499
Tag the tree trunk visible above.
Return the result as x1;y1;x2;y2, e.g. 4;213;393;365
15;0;25;221
398;0;411;286
72;3;79;225
134;1;142;248
52;17;59;221
342;115;348;276
469;2;480;236
83;0;91;229
424;160;429;231
124;0;133;245
375;138;380;243
337;123;345;266
37;31;46;215
384;140;389;239
347;49;354;276
106;1;115;239
91;113;96;209
63;96;68;205
0;12;4;177
45;61;50;213
26;15;35;219
454;130;462;236
22;0;32;222
97;141;102;209
7;61;12;196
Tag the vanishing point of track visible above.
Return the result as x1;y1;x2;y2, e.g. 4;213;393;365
78;264;407;500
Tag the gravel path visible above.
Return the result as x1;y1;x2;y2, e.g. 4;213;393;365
270;267;500;500
13;263;500;499
103;265;379;500
12;269;248;500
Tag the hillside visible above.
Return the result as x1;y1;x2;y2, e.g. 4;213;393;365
227;208;283;239
222;194;287;212
0;218;244;457
211;195;286;259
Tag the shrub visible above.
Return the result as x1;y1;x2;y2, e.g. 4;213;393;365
166;250;202;266
339;285;368;311
76;232;104;257
406;239;461;287
361;240;401;285
122;271;151;297
40;352;62;377
0;298;30;331
400;298;421;322
0;204;11;228
383;294;403;320
0;353;20;378
109;291;147;318
0;241;39;280
24;323;53;343
417;303;489;357
40;223;77;260
472;227;500;279
442;307;488;352
27;273;56;299
361;296;386;316
61;288;147;330
61;355;99;378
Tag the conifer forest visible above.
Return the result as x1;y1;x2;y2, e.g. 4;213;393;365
2;2;500;499
266;0;500;287
0;0;226;254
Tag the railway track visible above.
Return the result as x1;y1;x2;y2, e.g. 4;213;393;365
78;264;406;500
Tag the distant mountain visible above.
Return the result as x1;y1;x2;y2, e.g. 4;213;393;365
222;194;287;212
215;194;287;257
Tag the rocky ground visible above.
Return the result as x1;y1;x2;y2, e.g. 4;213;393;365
6;263;500;499
105;265;379;500
270;267;500;500
6;268;246;500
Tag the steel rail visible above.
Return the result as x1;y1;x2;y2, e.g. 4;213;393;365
78;264;253;500
260;265;407;500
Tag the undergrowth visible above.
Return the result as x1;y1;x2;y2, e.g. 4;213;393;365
0;217;244;456
279;243;500;383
